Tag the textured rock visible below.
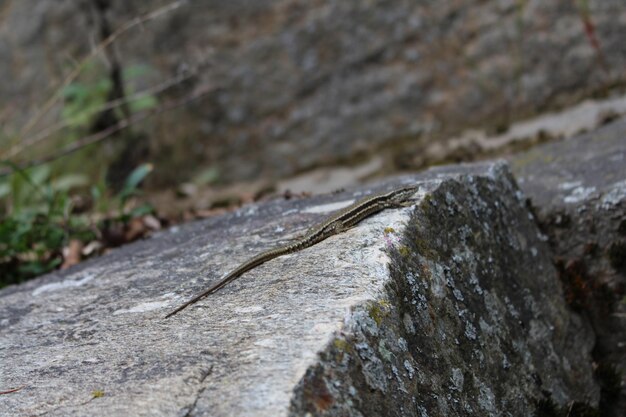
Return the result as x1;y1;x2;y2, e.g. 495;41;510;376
2;0;626;183
289;164;600;416
0;163;598;416
511;116;626;416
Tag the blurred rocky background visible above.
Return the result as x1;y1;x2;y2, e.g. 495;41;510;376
2;0;625;187
1;0;625;294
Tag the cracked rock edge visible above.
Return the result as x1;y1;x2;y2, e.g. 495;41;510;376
288;171;600;417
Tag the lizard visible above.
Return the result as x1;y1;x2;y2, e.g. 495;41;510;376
164;184;419;318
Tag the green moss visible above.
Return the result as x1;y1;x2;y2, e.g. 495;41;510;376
384;227;396;234
368;300;390;326
333;338;350;352
414;234;437;260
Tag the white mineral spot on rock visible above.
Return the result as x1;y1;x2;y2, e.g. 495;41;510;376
475;377;497;413
113;300;170;315
502;355;511;370
402;313;416;335
430;262;447;298
254;338;277;348
234;305;265;314
302;199;355;214
160;292;177;299
242;206;258;216
450;368;464;391
398;337;408;352
404;360;415;380
479;318;492;335
563;186;596;204
311;322;342;335
464;321;477;340
558;181;582;190
600;179;626;209
32;274;95;296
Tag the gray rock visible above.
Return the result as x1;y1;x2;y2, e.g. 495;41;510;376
511;117;626;417
2;1;626;183
0;162;599;416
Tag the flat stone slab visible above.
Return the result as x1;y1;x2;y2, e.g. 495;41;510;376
0;163;598;416
510;117;626;213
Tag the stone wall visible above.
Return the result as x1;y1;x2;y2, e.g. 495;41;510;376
1;0;625;183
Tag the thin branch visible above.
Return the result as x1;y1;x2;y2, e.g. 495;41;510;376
0;86;213;178
0;385;26;395
575;0;609;73
0;160;51;205
18;0;186;137
3;69;195;159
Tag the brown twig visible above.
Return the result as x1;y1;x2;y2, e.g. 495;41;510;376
575;0;608;73
0;85;213;178
4;69;195;159
0;385;26;395
18;0;186;138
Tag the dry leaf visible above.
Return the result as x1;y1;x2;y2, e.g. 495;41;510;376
61;239;84;269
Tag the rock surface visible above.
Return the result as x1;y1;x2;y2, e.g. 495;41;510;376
0;163;599;416
511;117;626;417
2;0;626;183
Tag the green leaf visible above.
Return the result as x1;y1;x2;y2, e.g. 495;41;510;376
95;78;113;95
48;192;71;218
129;95;158;113
41;225;65;250
0;181;10;199
122;64;152;80
128;203;154;218
91;185;102;202
118;163;153;203
61;83;87;99
192;167;220;185
51;174;88;192
28;165;51;187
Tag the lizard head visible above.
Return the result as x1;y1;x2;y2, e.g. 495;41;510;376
388;185;419;205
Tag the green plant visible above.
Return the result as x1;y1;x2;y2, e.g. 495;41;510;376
91;163;153;219
0;162;154;287
0;162;92;286
60;63;158;132
0;57;160;287
61;76;112;130
122;65;159;113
